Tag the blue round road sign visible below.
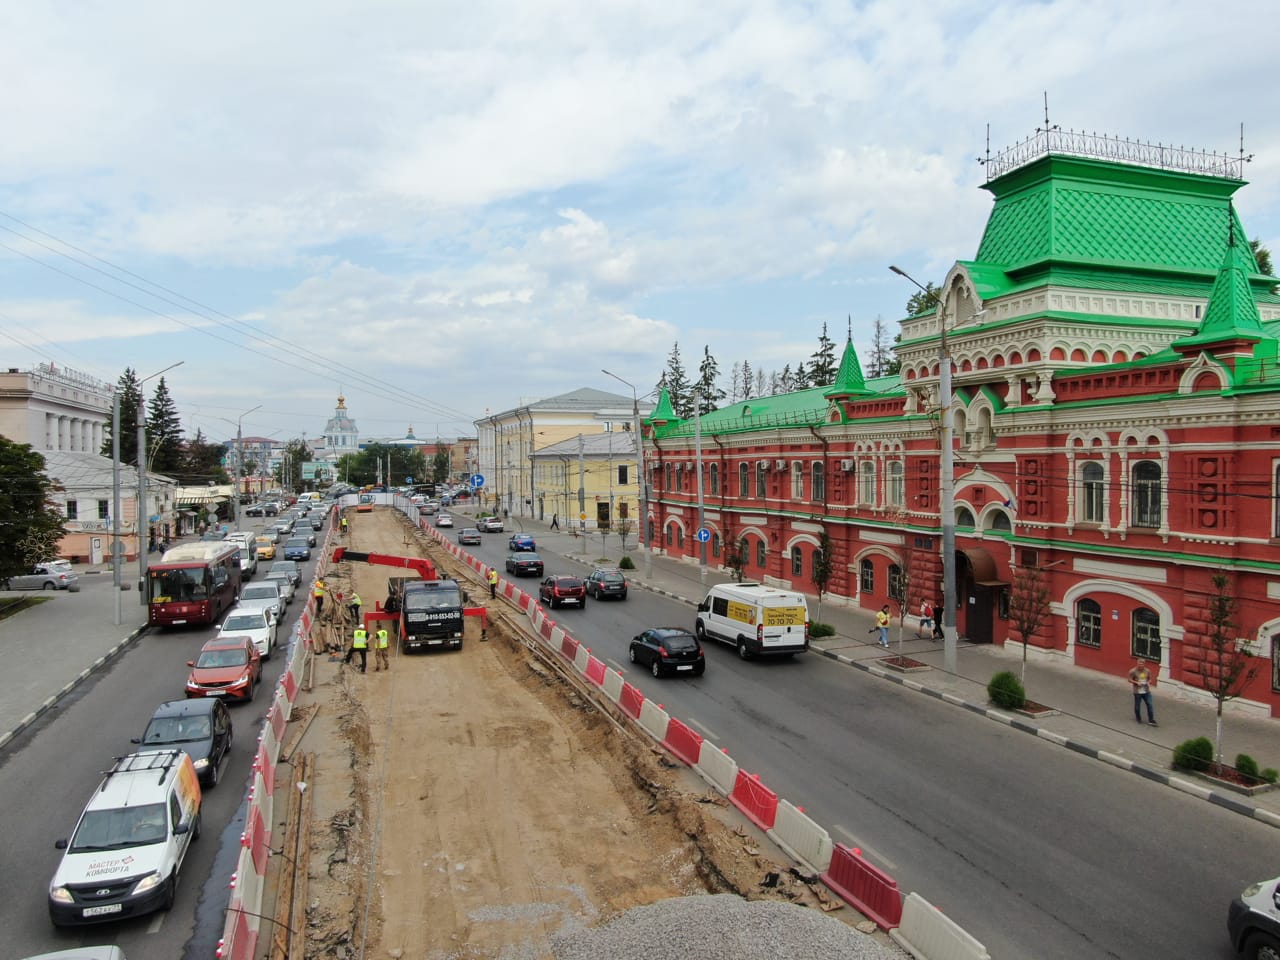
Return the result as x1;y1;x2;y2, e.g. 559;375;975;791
471;473;485;488
696;527;711;542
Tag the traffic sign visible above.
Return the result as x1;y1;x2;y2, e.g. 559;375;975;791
696;527;711;542
579;512;587;521
471;474;485;488
406;476;413;484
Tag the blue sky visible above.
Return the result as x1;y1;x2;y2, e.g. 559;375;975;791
1;0;1277;445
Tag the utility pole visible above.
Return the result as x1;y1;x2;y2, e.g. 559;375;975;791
695;392;707;584
112;390;122;626
602;369;652;577
577;434;586;529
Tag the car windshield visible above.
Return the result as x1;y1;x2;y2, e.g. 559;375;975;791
143;715;211;743
148;568;207;603
404;584;462;610
70;802;168;851
242;586;278;601
270;562;298;574
198;646;250;667
223;614;264;632
286;539;308;547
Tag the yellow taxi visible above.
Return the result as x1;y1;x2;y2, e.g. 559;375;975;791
254;536;276;560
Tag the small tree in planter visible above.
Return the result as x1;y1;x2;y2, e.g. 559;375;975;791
1009;561;1052;688
1201;573;1258;772
726;536;749;583
615;517;633;556
812;526;833;621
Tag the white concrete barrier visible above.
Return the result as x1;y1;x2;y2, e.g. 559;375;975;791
601;669;624;703
891;892;991;960
573;643;591;675
637;699;670;742
693;739;739;795
767;799;834;874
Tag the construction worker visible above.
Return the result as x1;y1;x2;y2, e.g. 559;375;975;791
344;625;369;673
340;514;349;535
487;567;498;599
374;626;390;672
348;591;363;627
313;578;327;617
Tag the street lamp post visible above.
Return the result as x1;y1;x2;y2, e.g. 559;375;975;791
694;392;707;584
602;369;652;578
137;361;185;604
890;265;957;676
233;405;262;534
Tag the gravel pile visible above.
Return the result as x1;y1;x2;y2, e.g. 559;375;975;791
546;894;906;960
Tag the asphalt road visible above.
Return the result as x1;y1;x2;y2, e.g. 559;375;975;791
0;518;320;960
458;526;1269;960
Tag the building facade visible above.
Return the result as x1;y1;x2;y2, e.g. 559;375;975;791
531;432;644;531
318;394;359;462
0;363;111;453
644;130;1280;716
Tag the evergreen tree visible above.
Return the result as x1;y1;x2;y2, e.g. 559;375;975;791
0;439;66;581
101;369;142;466
793;360;809;389
663;342;694;419
694;346;725;414
809;322;838;385
779;364;794;393
741;360;754;399
768;371;781;395
905;281;941;316
146;377;184;478
869;315;893;378
180;429;230;484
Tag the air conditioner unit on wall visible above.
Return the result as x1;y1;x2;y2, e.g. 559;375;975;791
775;460;787;470
757;460;769;469
840;459;855;471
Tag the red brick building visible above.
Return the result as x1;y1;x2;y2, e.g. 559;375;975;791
644;131;1280;716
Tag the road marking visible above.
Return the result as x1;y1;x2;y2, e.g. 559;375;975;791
832;825;898;871
686;718;721;741
147;910;166;934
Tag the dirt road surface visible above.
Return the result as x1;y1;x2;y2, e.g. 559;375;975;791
285;507;874;959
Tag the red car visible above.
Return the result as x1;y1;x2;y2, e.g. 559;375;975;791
539;575;586;609
185;635;262;702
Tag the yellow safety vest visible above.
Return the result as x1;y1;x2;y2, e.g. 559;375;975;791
376;629;389;648
352;629;368;649
487;570;498;585
350;593;362;607
314;583;326;598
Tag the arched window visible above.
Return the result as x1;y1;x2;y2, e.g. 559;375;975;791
791;462;804;499
755;538;766;567
674;463;684;491
676;525;684;548
739;462;749;497
1132;607;1161;661
859;558;874;593
956;506;976;529
1081;462;1104;523
887;461;904;507
1274;463;1280;537
711;532;721;558
664;463;673;490
709;463;719;496
812;462;825;501
1132;461;1162;528
1077;598;1102;648
986;511;1012;532
791;546;803;575
647;517;654;544
756;462;767;497
859;461;876;505
811;547;825;582
888;564;904;601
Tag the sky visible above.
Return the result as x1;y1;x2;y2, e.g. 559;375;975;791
1;0;1277;447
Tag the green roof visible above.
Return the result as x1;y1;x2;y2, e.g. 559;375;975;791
824;338;868;398
1173;225;1266;350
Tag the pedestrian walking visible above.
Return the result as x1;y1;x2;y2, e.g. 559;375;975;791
1128;659;1157;726
374;627;390;672
550;513;560;530
344;625;369;673
313;578;327;617
917;599;934;640
487;567;498;599
874;604;891;647
348;591;363;628
932;598;945;640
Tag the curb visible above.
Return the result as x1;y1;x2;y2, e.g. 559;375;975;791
812;646;1280;829
0;624;150;751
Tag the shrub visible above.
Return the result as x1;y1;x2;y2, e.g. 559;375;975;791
987;671;1026;710
1172;737;1214;773
1262;768;1279;785
618;555;636;570
809;622;835;639
1236;753;1261;782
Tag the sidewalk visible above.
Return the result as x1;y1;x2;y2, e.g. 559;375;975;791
473;504;1280;828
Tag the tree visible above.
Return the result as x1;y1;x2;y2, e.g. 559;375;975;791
0;439;67;581
905;281;941;317
101;369;142;466
180;429;230;485
432;450;451;483
663;342;694;419
615;516;633;555
792;360;809;389
740;361;754;400
1251;238;1273;276
276;440;312;492
1202;573;1259;769
729;362;743;403
695;345;725;414
335;443;429;488
868;315;893;378
1009;563;1052;687
725;535;749;582
754;367;767;398
146;377;184;478
812;526;833;621
809;322;838;386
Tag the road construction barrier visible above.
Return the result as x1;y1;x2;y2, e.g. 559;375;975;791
661;717;703;766
822;843;903;930
572;643;591;674
619;681;644;719
891;892;991;960
767;800;834;874
541;618;555;641
585;655;607;686
637;699;670;741
601;668;624;702
729;770;779;831
693;740;738;795
560;634;578;661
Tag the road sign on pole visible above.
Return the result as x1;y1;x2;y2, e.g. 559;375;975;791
471;474;485;488
696;527;711;543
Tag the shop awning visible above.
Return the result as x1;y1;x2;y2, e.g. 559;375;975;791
175;495;228;507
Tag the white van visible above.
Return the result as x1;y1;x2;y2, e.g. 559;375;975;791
224;531;258;579
49;750;202;927
694;582;810;660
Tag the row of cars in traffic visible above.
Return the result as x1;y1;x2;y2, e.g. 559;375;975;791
44;500;326;931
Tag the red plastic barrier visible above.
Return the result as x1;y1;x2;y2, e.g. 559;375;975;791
269;705;286;744
560;635;579;660
662;717;704;766
541;618;555;640
729;770;779;830
245;805;269;875
619;681;644;719
585;656;607;686
254;744;276;795
518;592;533;612
821;843;903;929
281;669;298;703
223;908;257;960
503;581;515;600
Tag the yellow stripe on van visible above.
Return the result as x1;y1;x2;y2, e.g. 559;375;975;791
763;606;806;627
726;601;757;626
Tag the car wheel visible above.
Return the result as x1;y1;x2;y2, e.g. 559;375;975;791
695;622;707;642
1244;932;1280;960
737;639;752;661
651;659;662;678
161;871;178;910
207;757;219;788
42;581;56;590
628;646;638;664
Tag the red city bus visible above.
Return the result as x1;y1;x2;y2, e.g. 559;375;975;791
147;542;243;627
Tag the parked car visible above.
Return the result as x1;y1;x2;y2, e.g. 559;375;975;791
5;559;78;591
584;567;628;600
268;559;302;587
283;538;312;561
435;513;454;528
458;528;482;545
508;533;536;552
186;634;263;698
132;698;233;787
238;580;286;617
477;516;504;532
505;553;544;577
254;536;276;561
629;628;705;678
216;606;278;659
262;571;296;605
1228;874;1280;958
539;576;586;609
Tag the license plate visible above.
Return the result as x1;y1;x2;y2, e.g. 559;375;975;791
206;690;226;697
677;665;693;671
83;903;122;917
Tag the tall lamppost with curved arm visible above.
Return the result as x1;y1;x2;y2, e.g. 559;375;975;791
601;369;652;578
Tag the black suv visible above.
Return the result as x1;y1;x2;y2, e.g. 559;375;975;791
132;698;233;787
584;567;628;600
